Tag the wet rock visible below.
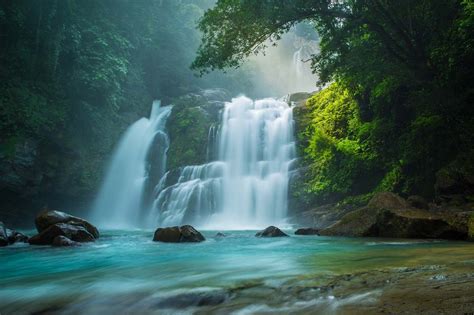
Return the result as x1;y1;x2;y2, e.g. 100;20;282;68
407;195;429;210
288;92;313;107
367;192;408;210
295;227;320;235
154;290;229;308
35;210;99;239
52;235;81;247
6;229;29;244
215;232;226;237
29;223;95;245
153;225;205;243
320;193;470;240
0;222;8;246
0;221;29;246
255;226;289;237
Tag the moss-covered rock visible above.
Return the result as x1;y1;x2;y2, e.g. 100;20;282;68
166;90;228;171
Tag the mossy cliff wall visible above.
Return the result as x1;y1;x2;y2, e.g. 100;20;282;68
290;83;474;224
159;89;228;188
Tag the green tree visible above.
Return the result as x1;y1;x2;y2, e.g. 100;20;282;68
192;0;474;198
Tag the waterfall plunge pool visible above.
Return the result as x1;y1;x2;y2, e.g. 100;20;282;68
1;230;474;314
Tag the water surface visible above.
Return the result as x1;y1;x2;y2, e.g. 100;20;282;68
1;230;474;314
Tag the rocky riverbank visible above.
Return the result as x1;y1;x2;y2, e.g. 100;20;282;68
199;259;474;314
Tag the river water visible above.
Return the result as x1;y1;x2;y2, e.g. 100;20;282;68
1;230;474;314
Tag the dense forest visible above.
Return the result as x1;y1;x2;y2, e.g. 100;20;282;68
0;0;256;224
1;1;474;313
1;0;474;225
193;0;474;209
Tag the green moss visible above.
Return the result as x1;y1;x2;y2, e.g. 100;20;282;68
166;95;215;170
292;82;385;204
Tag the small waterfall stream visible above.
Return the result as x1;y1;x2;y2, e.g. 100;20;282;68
91;101;172;228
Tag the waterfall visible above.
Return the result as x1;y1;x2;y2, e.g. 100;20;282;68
152;96;297;229
91;101;172;228
293;48;304;78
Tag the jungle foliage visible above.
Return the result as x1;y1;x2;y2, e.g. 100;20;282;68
193;0;474;202
0;0;250;156
0;0;253;196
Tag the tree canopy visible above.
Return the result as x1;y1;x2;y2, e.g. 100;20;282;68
193;0;474;199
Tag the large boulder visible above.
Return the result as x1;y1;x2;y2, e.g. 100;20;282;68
29;223;95;245
255;226;289;237
35;210;99;238
367;192;408;210
295;228;320;235
52;235;81;247
320;192;471;240
153;225;205;243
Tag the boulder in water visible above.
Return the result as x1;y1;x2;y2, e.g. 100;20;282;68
215;232;226;237
29;223;95;245
295;228;320;235
52;235;81;247
7;229;29;244
0;222;8;246
153;225;205;243
255;226;289;237
1;221;29;246
35;210;99;238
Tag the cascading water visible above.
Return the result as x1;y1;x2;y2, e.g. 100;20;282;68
91;101;172;228
151;96;297;229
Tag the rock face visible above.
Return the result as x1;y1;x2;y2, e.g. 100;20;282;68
320;192;472;240
0;221;29;246
407;195;429;210
52;235;81;247
295;228;320;235
288;92;313;107
165;91;228;171
153;225;205;243
255;226;289;237
434;152;474;203
367;192;408;210
29;211;99;245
